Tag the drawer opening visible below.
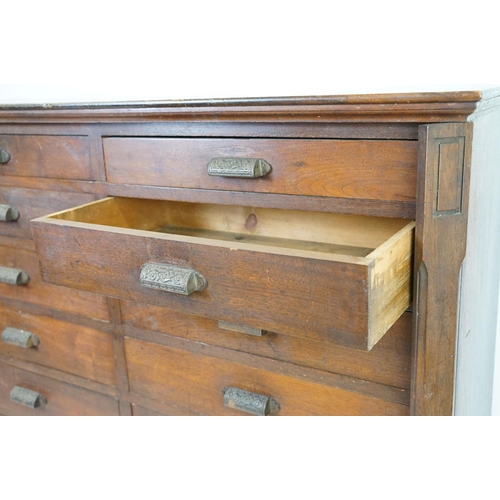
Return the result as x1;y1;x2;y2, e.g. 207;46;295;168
48;197;411;260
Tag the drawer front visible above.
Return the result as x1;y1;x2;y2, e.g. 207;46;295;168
103;138;417;202
124;338;409;416
0;186;95;239
0;362;119;416
32;198;413;350
0;135;92;180
0;245;109;321
0;304;116;385
122;301;412;390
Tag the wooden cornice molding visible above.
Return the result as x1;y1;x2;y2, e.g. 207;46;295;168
0;90;495;124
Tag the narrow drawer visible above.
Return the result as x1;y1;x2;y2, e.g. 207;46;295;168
0;135;92;180
0;362;119;416
124;338;409;416
0;186;94;239
0;304;116;385
0;245;109;321
122;301;412;390
32;197;414;350
103;137;417;202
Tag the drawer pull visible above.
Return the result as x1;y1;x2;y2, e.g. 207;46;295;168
0;148;10;164
222;386;280;416
0;266;30;285
207;158;272;178
2;327;40;348
140;263;207;295
218;320;265;337
0;204;20;222
10;386;47;409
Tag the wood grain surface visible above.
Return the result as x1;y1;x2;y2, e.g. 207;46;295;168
0;135;92;179
0;304;116;385
0;362;119;416
124;337;409;416
32;202;413;350
121;301;413;389
411;123;472;416
0;244;109;321
0;186;95;239
104;137;418;202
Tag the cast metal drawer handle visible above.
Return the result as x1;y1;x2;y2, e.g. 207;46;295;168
140;263;207;296
0;204;20;222
10;386;47;409
2;327;40;348
0;148;10;164
0;266;30;285
207;158;272;178
222;386;280;416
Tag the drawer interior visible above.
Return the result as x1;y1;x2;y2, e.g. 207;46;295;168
49;197;411;260
34;197;414;350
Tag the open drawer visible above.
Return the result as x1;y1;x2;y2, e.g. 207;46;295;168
31;197;414;350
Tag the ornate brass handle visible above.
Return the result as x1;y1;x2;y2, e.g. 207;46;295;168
0;148;10;164
10;386;47;409
0;204;20;222
207;158;272;178
222;386;280;416
2;327;40;348
0;266;30;285
140;263;207;295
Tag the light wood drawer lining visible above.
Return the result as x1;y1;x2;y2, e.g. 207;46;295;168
32;197;414;350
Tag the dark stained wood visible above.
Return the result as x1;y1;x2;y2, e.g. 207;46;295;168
0;362;119;416
0;244;109;321
0;91;485;123
0;135;92;179
0;186;95;239
121;301;413;390
0;121;421;140
104;138;418;203
0;304;116;385
124;337;409;416
411;123;472;416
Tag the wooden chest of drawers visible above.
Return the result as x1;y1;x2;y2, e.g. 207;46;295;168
1;89;499;416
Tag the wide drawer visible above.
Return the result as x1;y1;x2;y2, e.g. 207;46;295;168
0;245;109;321
32;197;414;350
0;362;119;416
0;186;95;239
103;137;417;202
124;337;409;416
122;301;413;389
0;135;92;180
0;304;116;386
